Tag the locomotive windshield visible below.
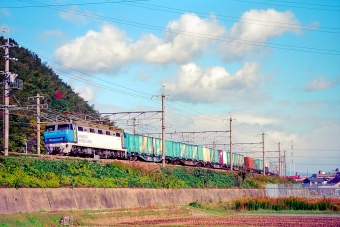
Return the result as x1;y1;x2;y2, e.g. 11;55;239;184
57;124;73;130
45;125;55;131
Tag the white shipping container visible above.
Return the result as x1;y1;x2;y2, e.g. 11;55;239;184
203;147;211;162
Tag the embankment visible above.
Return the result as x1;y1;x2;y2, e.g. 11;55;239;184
0;188;264;214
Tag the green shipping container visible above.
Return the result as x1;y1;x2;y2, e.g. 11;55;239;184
153;138;162;156
197;146;204;161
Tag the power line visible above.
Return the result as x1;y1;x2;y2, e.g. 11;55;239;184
40;55;153;98
10;1;340;32
287;156;339;159
31;54;227;124
286;149;340;151
229;0;340;12
5;0;147;8
260;0;340;8
121;2;340;33
294;163;339;166
15;0;340;55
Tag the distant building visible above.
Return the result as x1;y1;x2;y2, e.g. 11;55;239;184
303;177;328;185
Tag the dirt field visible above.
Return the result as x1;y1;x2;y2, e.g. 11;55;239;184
1;205;339;226
119;215;340;226
103;208;340;227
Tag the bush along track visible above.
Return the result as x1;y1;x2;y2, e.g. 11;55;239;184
0;156;289;188
189;197;340;212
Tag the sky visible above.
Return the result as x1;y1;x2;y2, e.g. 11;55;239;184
1;0;340;175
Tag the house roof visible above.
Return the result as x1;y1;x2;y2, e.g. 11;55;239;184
327;175;340;184
304;178;327;183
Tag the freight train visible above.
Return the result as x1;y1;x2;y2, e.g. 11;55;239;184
43;121;269;174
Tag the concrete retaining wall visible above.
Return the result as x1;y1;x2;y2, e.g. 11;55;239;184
0;188;265;214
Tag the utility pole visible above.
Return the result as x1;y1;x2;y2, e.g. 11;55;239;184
28;94;48;155
3;35;9;156
229;117;233;171
1;29;22;156
291;140;294;176
278;142;281;177
133;118;136;134
262;133;265;175
161;93;166;168
284;149;286;177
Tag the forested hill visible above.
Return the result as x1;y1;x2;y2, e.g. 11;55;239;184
0;36;98;153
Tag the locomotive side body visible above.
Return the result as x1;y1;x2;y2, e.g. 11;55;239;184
44;121;126;157
73;123;125;158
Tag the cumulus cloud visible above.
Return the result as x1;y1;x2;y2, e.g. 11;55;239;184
55;24;133;73
59;5;90;24
54;14;224;74
305;74;337;91
54;10;303;73
142;13;225;63
219;9;301;61
163;62;261;103
40;30;64;41
74;86;96;101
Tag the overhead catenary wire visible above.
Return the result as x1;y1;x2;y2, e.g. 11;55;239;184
14;0;340;55
8;0;340;33
120;1;340;33
229;0;340;12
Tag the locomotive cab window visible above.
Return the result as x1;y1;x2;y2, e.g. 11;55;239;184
45;125;55;131
58;124;72;130
116;133;120;137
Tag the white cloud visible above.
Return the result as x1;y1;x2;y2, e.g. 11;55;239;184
55;24;133;73
163;62;261;104
305;74;336;91
142;13;225;63
59;6;90;24
74;86;96;101
54;14;225;73
40;30;64;41
219;9;301;61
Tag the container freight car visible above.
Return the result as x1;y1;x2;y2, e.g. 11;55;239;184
44;121;246;171
254;159;263;171
244;157;254;169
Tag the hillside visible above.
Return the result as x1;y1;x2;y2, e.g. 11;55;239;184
0;36;98;153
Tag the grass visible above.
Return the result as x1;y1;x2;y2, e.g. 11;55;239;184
1;203;338;226
0;206;190;227
0;212;63;227
188;197;340;214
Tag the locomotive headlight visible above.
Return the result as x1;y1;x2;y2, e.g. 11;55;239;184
60;138;64;140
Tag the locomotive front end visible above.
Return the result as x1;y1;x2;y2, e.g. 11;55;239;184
44;122;76;155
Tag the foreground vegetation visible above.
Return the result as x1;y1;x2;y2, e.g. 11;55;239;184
1;204;339;227
189;197;340;213
0;206;187;227
0;156;289;188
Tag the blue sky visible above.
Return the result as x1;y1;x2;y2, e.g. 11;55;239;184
1;0;340;175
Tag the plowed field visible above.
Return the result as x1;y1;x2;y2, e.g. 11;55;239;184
120;215;340;226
